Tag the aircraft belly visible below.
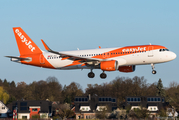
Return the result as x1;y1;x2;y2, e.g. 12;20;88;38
59;65;91;70
48;59;74;68
47;59;93;70
119;55;139;65
121;54;151;65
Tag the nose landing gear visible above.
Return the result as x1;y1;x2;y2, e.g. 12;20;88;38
151;63;157;74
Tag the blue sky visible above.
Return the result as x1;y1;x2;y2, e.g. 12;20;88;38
0;0;179;90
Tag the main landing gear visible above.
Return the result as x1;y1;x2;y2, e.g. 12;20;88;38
100;72;107;79
88;71;95;78
88;70;107;79
151;63;157;74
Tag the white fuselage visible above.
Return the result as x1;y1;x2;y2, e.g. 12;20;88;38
42;47;176;70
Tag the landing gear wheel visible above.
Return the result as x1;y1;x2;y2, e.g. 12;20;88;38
152;70;157;74
88;72;95;78
100;73;107;79
151;63;157;74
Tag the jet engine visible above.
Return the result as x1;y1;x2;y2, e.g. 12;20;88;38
118;65;136;72
100;60;118;71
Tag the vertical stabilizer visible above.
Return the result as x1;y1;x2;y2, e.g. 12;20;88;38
13;27;42;55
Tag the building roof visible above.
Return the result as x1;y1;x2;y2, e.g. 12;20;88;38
0;101;11;113
7;100;52;113
125;96;169;113
75;95;117;113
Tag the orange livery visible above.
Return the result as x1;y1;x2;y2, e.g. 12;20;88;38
6;27;177;79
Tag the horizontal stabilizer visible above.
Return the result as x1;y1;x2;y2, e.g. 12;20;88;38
5;56;31;61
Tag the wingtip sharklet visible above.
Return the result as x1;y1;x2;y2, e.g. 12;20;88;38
41;39;51;51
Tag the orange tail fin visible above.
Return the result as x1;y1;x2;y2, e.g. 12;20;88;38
13;27;42;55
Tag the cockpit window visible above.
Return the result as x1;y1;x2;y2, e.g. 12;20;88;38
159;49;169;52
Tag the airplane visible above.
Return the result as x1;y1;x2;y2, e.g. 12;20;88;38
6;27;177;79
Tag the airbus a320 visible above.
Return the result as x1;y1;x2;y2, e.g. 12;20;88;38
6;27;177;79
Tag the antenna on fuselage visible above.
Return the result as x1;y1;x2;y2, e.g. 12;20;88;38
77;48;79;50
149;43;152;45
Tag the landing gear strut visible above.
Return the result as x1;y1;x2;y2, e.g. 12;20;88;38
88;68;95;78
151;63;157;74
88;68;107;79
100;71;107;79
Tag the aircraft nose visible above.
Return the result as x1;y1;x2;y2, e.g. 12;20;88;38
171;52;177;60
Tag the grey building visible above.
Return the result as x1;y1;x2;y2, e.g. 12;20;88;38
125;96;169;116
75;94;117;119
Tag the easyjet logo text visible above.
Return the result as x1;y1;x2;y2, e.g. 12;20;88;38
122;47;146;52
15;29;35;52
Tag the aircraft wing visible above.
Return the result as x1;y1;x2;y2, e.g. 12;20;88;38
41;39;102;62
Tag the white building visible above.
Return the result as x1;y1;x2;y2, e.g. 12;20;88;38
0;101;11;118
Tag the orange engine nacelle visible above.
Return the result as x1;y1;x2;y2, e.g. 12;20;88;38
118;65;136;73
100;60;118;71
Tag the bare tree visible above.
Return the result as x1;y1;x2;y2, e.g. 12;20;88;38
55;103;74;119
